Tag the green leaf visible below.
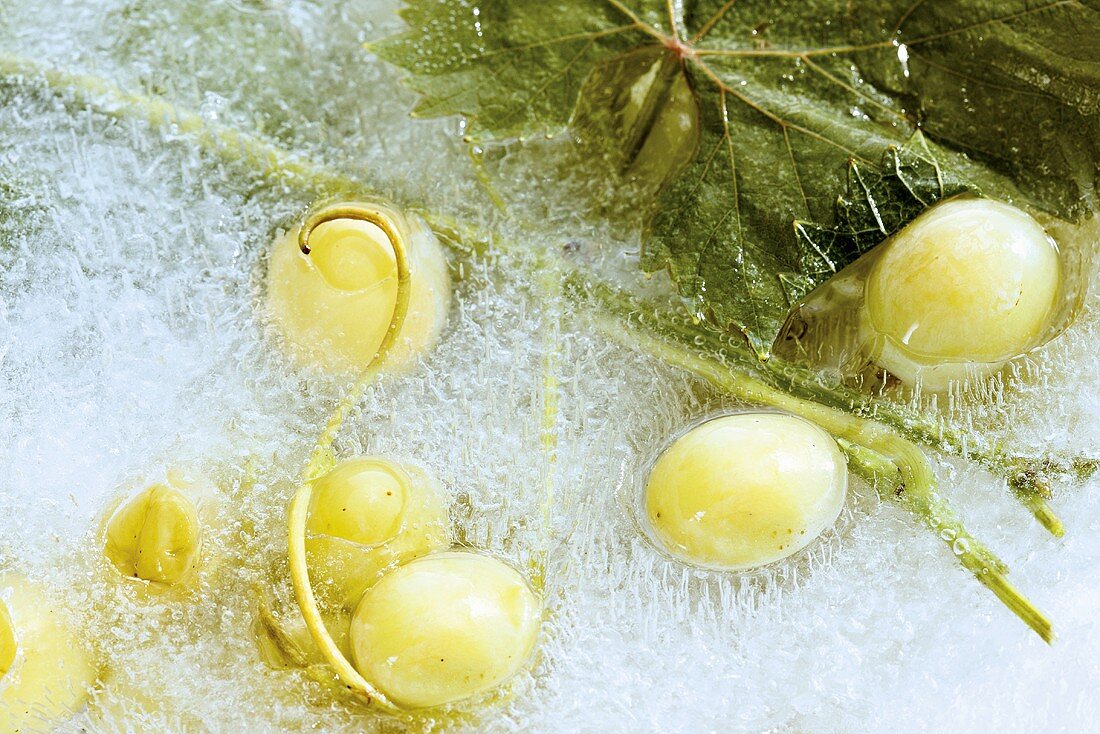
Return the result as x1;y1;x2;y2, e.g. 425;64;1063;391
791;132;976;282
369;1;659;140
374;0;1100;356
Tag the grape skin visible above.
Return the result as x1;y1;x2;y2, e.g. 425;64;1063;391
104;482;201;586
265;212;450;373
349;552;541;709
863;198;1061;390
645;412;848;570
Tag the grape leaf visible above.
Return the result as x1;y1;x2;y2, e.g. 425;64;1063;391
792;132;976;271
369;1;660;140
374;0;1100;356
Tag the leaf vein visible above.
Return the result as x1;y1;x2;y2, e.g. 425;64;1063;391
692;0;738;43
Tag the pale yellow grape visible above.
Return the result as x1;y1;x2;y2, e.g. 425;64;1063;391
349;552;541;709
307;458;408;544
104;482;201;586
0;599;14;678
645;413;848;570
305;458;450;609
0;575;98;732
265;209;450;373
864;198;1061;389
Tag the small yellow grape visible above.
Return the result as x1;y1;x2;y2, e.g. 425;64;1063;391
265;204;450;373
305;458;450;609
349;552;541;709
863;197;1061;389
104;482;201;587
644;412;848;570
0;575;98;732
308;458;407;544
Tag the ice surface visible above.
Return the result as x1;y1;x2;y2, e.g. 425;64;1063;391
0;1;1098;732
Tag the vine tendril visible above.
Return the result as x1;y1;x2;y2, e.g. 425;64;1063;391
287;201;412;711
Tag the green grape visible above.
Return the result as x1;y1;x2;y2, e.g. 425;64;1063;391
104;482;201;587
265;203;450;373
0;575;98;732
644;412;848;570
863;197;1062;390
305;458;450;609
349;552;541;709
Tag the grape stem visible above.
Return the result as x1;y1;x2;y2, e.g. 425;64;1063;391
535;266;563;591
594;315;1053;642
754;350;1069;536
837;440;1053;643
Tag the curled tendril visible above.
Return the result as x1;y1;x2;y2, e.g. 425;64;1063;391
287;201;412;711
298;204;387;256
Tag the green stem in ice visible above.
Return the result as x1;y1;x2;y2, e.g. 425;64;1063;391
762;351;1066;536
593;315;1052;641
1005;463;1067;537
533;266;563;593
837;439;1052;642
580;276;1068;534
0;55;355;194
0;53;502;259
467;144;508;214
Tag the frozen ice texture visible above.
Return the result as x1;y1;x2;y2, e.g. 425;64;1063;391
0;1;1097;732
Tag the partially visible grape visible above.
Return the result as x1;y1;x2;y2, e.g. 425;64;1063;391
349;552;541;709
305;458;450;609
265;204;450;373
622;54;700;184
253;604;351;670
307;457;408;544
104;481;201;587
863;197;1062;390
0;599;14;678
574;48;700;190
0;575;98;731
644;412;848;570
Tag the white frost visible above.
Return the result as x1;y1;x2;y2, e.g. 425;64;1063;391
0;1;1097;732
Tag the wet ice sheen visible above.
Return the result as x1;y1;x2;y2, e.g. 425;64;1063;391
0;1;1099;732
